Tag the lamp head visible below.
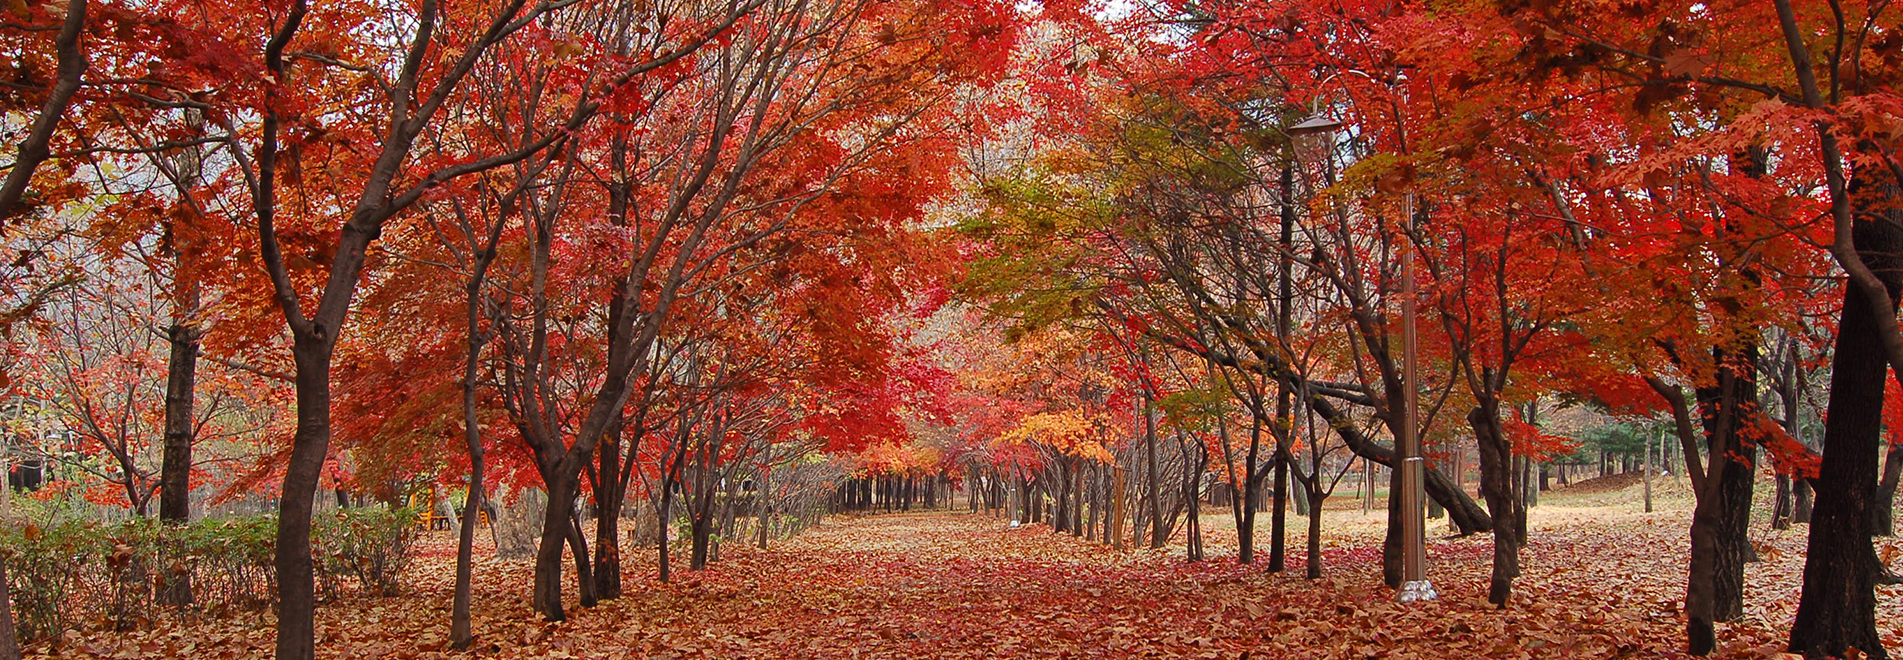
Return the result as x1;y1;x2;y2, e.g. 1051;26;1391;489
1287;114;1343;136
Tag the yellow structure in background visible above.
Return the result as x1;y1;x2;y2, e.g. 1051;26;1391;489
406;489;486;530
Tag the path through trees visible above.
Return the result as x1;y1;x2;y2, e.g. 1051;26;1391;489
26;482;1893;660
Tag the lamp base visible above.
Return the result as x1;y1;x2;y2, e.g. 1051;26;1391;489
1398;580;1439;603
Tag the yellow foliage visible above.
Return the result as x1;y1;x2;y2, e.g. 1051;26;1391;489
995;410;1115;462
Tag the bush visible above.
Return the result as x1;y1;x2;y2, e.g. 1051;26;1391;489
314;506;420;597
0;506;420;644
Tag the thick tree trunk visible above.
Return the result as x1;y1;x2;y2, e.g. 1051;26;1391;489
159;322;198;524
1689;343;1759;640
1470;405;1523;607
1790;205;1899;660
690;515;713;570
532;478;577;620
593;431;624;600
157;319;199;607
274;343;335;660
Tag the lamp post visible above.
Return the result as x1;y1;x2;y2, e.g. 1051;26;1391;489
1288;105;1435;604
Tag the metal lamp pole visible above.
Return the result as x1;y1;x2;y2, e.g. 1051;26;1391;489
1396;190;1435;602
1290;89;1434;604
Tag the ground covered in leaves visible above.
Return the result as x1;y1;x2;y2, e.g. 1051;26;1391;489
24;476;1903;659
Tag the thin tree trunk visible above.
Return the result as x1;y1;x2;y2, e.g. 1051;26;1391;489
1111;466;1126;551
1795;479;1813;523
1306;487;1325;579
1876;444;1902;536
1145;392;1165;548
0;562;16;660
758;458;773;550
657;485;674;583
1773;474;1793;530
450;309;486;648
566;512;596;607
1644;427;1655;514
1269;453;1288;573
1238;415;1261;564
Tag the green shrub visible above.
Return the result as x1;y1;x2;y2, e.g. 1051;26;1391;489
314;506;421;598
0;505;420;643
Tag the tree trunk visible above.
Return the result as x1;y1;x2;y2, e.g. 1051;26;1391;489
1795;478;1814;523
157;319;199;607
1053;468;1070;533
1238;419;1261;565
450;320;486;648
690;515;712;570
657;485;675;583
1382;456;1404;588
159;322;198;524
1269;453;1288;573
1145;393;1165;548
1293;475;1310;516
1689;343;1759;641
275;342;336;660
567;507;596;607
758;461;773;550
1789;200;1900;660
1645;428;1655;514
0;562;16;660
1183;441;1205;562
1773;474;1793;530
1876;444;1902;536
1306;487;1326;579
1305;396;1492;533
1470;404;1523;607
533;478;577;620
1071;463;1084;537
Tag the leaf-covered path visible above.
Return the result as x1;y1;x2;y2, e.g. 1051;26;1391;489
27;495;1903;659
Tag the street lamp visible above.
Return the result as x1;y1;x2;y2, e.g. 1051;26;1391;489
1286;106;1436;604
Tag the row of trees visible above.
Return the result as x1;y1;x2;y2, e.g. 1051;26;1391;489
944;0;1903;658
0;0;1028;658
